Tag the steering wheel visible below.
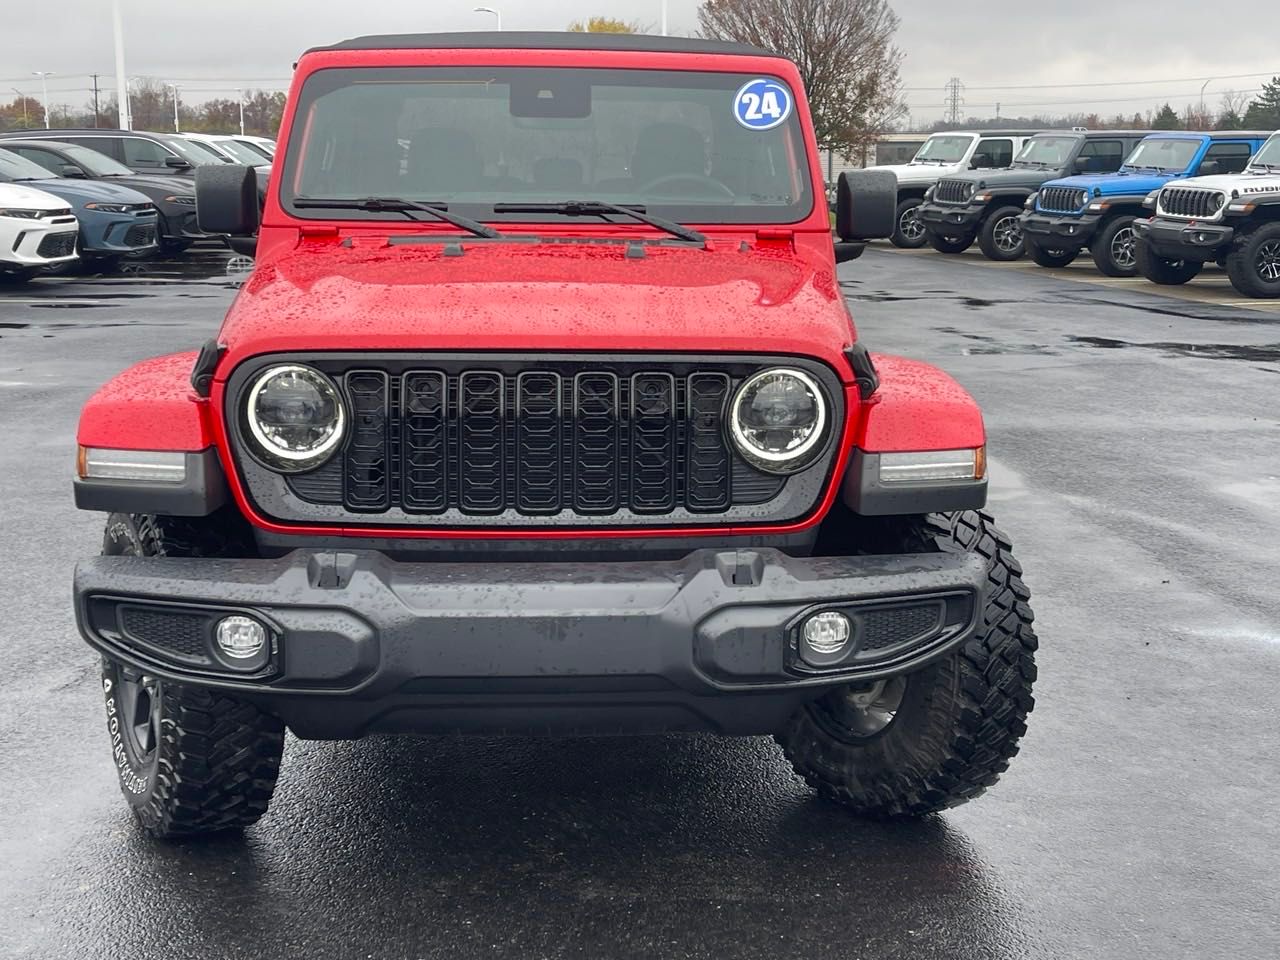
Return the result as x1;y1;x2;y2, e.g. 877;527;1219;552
637;173;735;199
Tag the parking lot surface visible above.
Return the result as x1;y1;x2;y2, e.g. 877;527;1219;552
1;246;1277;959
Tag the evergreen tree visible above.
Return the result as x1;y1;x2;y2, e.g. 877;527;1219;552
1151;103;1180;130
1243;77;1280;129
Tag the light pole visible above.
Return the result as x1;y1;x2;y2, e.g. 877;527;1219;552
661;0;668;35
166;83;180;133
474;6;501;29
11;88;28;127
31;72;55;129
235;88;247;136
112;0;131;129
1200;78;1212;119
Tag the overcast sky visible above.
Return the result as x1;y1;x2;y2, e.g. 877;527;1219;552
3;0;1277;124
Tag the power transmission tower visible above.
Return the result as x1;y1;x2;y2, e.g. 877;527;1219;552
91;74;101;127
944;77;965;126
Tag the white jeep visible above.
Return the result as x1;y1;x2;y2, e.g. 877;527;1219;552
867;130;1041;247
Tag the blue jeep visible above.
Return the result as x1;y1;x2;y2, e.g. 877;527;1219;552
1019;131;1272;275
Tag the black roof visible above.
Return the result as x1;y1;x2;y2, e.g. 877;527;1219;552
307;31;781;59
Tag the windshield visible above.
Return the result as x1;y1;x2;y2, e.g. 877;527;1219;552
912;135;972;164
165;137;224;165
61;144;135;177
209;138;270;165
1016;136;1079;166
1123;138;1199;173
281;66;814;225
0;148;54;182
234;138;275;161
1251;136;1280;169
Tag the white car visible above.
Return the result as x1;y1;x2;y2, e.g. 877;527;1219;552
180;133;271;168
864;130;1042;247
0;182;80;283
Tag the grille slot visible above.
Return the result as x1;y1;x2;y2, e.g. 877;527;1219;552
935;179;972;204
1159;187;1223;219
120;607;208;661
124;223;156;247
861;605;943;653
343;371;391;511
36;231;76;258
1038;186;1087;214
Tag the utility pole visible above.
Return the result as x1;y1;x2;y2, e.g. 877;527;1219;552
236;88;246;136
11;88;28;127
32;71;55;129
661;0;668;35
113;0;131;129
91;74;101;127
166;83;180;132
944;77;965;126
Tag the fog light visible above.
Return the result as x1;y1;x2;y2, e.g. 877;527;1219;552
215;616;267;660
800;611;854;667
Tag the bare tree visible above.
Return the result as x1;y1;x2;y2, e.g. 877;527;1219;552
567;16;644;33
697;0;906;159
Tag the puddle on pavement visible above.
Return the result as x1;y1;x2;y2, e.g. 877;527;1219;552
1067;336;1280;363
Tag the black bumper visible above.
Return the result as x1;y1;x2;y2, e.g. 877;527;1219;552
1020;211;1101;249
1132;216;1234;262
75;548;987;739
917;201;983;235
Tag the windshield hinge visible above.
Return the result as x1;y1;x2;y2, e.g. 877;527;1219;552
755;227;794;248
299;224;339;239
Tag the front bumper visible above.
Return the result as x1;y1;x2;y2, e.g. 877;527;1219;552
75;547;987;739
80;211;159;256
1132;216;1234;262
1020;211;1101;249
1;217;78;266
156;205;205;242
917;201;983;235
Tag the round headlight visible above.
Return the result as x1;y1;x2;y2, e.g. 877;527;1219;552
245;364;345;470
729;368;828;474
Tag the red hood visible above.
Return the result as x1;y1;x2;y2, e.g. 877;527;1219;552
215;235;856;380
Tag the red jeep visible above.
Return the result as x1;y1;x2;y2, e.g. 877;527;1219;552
73;32;1037;838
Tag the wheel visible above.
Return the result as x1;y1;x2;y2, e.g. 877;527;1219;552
1025;238;1078;268
891;198;928;248
977;205;1025;261
928;231;974;254
1225;223;1280;299
0;267;38;284
1134;240;1202;285
1091;216;1140;277
97;512;284;839
777;510;1038;818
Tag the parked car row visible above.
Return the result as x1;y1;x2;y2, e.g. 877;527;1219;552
0;128;274;283
866;128;1280;299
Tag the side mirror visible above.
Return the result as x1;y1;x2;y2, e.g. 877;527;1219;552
1070;157;1091;175
59;164;86;178
1197;160;1221;177
970;153;992;169
164;156;192;170
836;169;896;243
196;163;260;237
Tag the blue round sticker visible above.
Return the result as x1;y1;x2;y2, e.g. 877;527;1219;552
733;78;793;131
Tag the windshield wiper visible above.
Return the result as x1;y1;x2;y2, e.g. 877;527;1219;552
292;197;502;239
491;200;706;245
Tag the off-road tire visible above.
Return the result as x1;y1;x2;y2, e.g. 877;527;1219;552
891;198;928;248
1091;215;1140;277
977;205;1025;261
1025;238;1078;268
1134;240;1202;285
98;511;283;839
928;231;974;254
1225;223;1280;299
776;510;1038;818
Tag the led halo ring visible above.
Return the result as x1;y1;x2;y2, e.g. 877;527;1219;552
244;363;346;471
728;367;829;474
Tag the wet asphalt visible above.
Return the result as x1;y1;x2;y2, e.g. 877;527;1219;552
1;245;1278;959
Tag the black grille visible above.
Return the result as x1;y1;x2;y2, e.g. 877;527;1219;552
1038;186;1088;214
935;179;973;204
278;362;810;520
124;223;157;247
1159;187;1224;219
860;605;943;653
36;231;76;258
120;607;207;660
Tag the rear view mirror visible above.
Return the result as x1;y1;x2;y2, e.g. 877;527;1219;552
836;169;896;245
1197;160;1221;177
196;163;260;238
970;153;992;169
164;157;192;170
59;164;86;178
